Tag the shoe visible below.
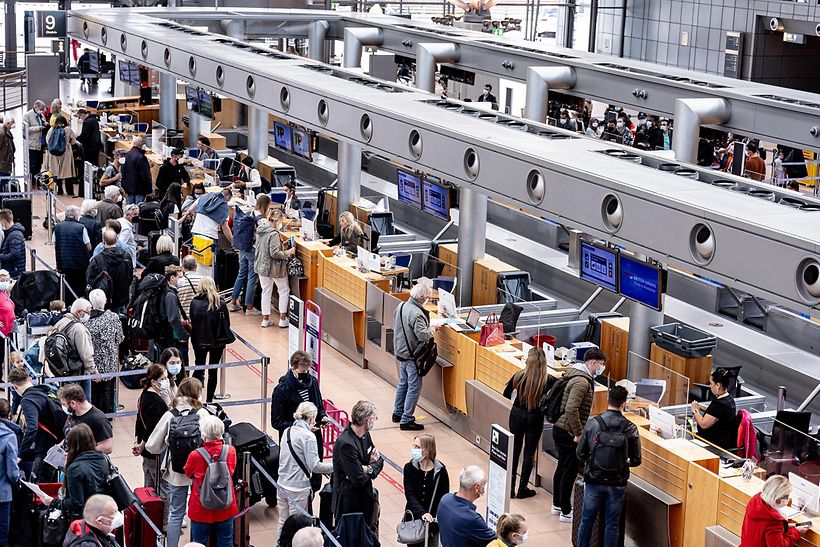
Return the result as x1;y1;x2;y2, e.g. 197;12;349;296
516;488;536;499
559;512;573;523
510;489;516;500
400;421;424;431
229;304;242;312
278;319;289;328
391;413;401;423
245;308;262;316
261;320;272;328
550;505;561;516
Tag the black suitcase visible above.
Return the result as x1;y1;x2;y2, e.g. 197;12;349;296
233;479;252;547
215;249;239;292
318;482;334;531
2;197;33;239
250;443;279;507
228;422;270;461
570;477;626;547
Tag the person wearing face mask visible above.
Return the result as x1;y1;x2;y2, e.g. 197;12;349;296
690;368;738;451
96;185;124;226
551;348;606;523
576;385;641;547
275;402;334;540
0;210;25;279
160;347;184;392
85;290;123;415
134;364;172;488
437;465;496;547
254;208;295;328
332;400;383;528
739;475;811;547
614;116;633;146
557;110;578;132
271;350;329;455
155;148;190;200
57;383;113;454
402;433;450;547
100;150;126;189
189;276;234;403
585;118;601;139
49;299;99;402
64;494;124;547
659;119;673;150
23;100;49;186
477;84;497;107
600;120;621;143
154;265;190;369
488;513;528;546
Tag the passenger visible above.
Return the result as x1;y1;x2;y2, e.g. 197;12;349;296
87;227;134;313
144;235;180;276
0;270;14;361
23;100;48;185
190;276;233;402
99;149;126;189
0;398;22;444
63;493;123;547
159;346;183;394
48;98;62;127
275;402;333;539
614;116;633;146
0;117;13;186
270;350;328;451
133;364;171;488
551;348;606;523
690;367;738;451
739;475;810;547
332;400;383;527
392;280;435;431
744;142;766;182
86;289;124;415
327;211;364;255
49;299;98;401
503;347;549;499
158;182;183;230
122;135;152;205
585;118;601;139
58;383;113;454
291;527;324;547
9;367;60;481
155;265;190;369
146;377;211;547
0;403;18;547
229;193;269;315
403;433;450;547
39;423;111;521
155;148;190;199
0;210;23;279
76;108;102;168
184;414;237;547
45;115;77;196
54;205;92;303
197;135;218;161
181;182;206;212
97;185;124;225
116;203;139;267
436;465;496;547
279;514;315;547
79;199;102;249
254;208;294;328
177;255;202;319
487;513;527;547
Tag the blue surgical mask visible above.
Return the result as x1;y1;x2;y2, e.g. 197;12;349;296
0;281;9;291
167;363;181;376
593;365;605;378
410;448;424;462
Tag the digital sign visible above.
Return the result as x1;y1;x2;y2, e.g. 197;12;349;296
580;242;618;292
37;11;66;38
397;170;422;209
292;128;312;160
619;254;664;311
274;122;292;152
197;90;213;119
421;177;450;220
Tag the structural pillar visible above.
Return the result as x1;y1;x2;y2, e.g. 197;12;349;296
188;112;201;148
672;98;731;164
523;66;576;123
308;20;330;62
455;187;487;306
415;43;460;93
336;141;362;222
159;72;178;129
626;253;664;381
247;106;269;164
4;0;18;69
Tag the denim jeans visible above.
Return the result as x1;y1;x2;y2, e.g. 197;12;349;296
80;378;92;405
191;518;234;547
393;359;422;424
576;482;626;547
165;483;189;547
0;500;10;544
127;193;146;205
230;249;258;308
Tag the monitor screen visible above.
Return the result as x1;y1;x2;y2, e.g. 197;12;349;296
619;254;664;311
579;242;618;292
292;128;312;160
198;90;213;119
397;170;422;209
88;51;99;72
421;177;450;220
185;86;199;113
117;60;130;83
274;122;292;152
128;64;141;87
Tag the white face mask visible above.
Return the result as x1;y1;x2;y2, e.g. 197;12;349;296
105;511;125;529
78;313;90;324
118;157;126;165
519;532;529;544
410;448;424;462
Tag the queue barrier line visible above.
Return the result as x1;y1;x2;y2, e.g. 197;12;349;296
325;414;405;476
26;246;80;301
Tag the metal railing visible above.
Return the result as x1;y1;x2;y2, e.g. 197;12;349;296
0;71;25;112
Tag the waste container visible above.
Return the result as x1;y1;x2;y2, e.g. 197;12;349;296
650;322;716;358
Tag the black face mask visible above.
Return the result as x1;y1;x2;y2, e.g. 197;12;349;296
298;372;311;382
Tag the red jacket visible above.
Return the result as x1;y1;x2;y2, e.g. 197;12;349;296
739;493;801;547
184;439;238;523
0;292;14;336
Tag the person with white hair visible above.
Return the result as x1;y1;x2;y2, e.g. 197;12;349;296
292;527;324;547
63;493;124;547
0;116;15;186
117;204;139;267
122;135;152;205
100;148;125;189
436;465;496;547
144;234;179;276
48;98;63;126
50;298;98;401
54;205;92;303
276;402;333;539
392;280;436;431
79;199;102;248
85;289;123;414
97;184;123;224
87;227;133;313
23;100;49;185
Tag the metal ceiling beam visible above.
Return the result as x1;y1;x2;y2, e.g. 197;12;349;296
68;9;820;315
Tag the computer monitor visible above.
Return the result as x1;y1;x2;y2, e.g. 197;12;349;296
300;218;316;241
368;212;394;237
274;122;292;152
128;64;141;87
466;307;481;329
185;86;199;113
187;148;200;159
421;176;450;220
271;192;287;205
437;288;456;318
117;60;130;83
198;90;213;119
397;169;422;209
291;128;312;161
88;51;99;73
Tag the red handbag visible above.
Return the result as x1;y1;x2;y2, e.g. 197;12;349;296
479;312;505;346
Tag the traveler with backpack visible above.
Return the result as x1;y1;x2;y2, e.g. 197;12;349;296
190;276;234;402
177;255;202;318
54;206;93;304
503;347;549;499
184;414;238;547
47;298;98;401
58;383;113;454
0;209;26;279
550;348;606;523
145;377;211;547
9;367;66;481
133;364;171;488
157;265;191;368
229;194;270;315
79;200;103;250
254;210;294;328
144;235;180;276
63;494;123;547
44;115;77;196
575;385;641;547
86;228;134;313
86;290;124;415
122;136;152;205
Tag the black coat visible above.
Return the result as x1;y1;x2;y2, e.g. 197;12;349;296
155;159;190;198
122;146;152;197
0;222;25;278
18;385;61;460
403;460;450;522
143;252;179;277
332;425;384;524
79;214;102;249
57;450;112;521
270;371;327;437
189;294;232;349
77;115;101;153
86;246;134;311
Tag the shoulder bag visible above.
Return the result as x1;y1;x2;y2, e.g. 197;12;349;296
396;471;441;544
398;302;438;378
286;427;323;493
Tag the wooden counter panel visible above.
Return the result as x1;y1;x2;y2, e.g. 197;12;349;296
717;477;761;536
437;243;459;277
472;257;518;306
441;330;477;414
475;345;521;394
434;327;459;364
683;463;720;547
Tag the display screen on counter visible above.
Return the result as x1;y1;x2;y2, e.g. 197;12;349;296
421;178;450;220
274;122;292;152
619;254;664;311
397;170;422;208
580;242;618;292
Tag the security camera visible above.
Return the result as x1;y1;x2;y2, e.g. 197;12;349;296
770;18;784;32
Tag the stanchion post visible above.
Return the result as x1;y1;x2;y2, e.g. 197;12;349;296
214;347;230;400
59;273;65;302
260;355;270;433
45;190;54;246
4;337;11;401
29;248;36;271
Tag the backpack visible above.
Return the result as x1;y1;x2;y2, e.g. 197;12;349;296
539;374;592;424
43;321;84;377
48;127;66;156
128;273;167;339
232;208;257;252
22;389;68;443
586;415;629;484
195;445;234;510
87;270;112;301
168;408;202;473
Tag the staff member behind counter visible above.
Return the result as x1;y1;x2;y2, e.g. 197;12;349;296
326;211;364;255
740;475;811;547
690;368;738;451
155;148;190;199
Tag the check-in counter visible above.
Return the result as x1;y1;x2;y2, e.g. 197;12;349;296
432;243;520;306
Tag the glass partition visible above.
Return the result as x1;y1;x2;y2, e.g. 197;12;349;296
625;351;690;412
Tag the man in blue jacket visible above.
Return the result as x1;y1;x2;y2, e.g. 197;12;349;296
437;465;496;547
9;367;62;482
0;209;25;279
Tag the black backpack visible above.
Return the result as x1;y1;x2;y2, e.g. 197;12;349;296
128;273;167;339
24;389;68;444
539;374;592;424
43;320;84;377
586;415;629;484
87;270;112;301
168;408;202;473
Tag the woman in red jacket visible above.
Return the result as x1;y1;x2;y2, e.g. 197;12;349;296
184;414;238;547
740;475;811;547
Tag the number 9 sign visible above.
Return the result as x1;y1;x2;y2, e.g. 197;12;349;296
37;11;66;38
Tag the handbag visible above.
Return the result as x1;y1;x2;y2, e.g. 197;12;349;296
479;312;505;347
41;504;69;545
286;427;323;493
287;256;305;277
106;458;137;510
214;306;236;346
398;302;438;378
396;472;440;544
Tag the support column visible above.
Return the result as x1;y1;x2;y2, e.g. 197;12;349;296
308;20;330;63
626;299;664;382
672;98;731;164
336;141;362;220
247;106;269;164
221;19;245;40
342;27;383;69
523;66;576;124
159;72;178;129
4;0;18;69
188;113;201;148
455;187;487;307
415;43;460;93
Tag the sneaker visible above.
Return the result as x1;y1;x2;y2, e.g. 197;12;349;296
229;304;242;312
278;318;289;328
400;421;424;431
261;320;272;328
391;413;401;423
550;505;561;516
516;488;536;499
559;512;573;523
245;308;262;316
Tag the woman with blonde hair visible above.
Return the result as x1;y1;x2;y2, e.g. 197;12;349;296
487;513;528;546
254;209;294;328
190;276;234;402
403;433;450;547
739;474;810;546
503;347;549;499
328;211;364;254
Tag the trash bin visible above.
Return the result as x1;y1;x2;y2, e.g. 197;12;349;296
531;334;557;350
650;323;716;358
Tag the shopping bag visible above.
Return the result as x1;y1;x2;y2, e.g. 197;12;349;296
479;313;505;346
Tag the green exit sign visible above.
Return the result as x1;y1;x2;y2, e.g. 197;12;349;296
492;28;504;36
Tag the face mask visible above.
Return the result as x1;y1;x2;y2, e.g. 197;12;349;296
159;379;170;390
593;365;605;378
616;122;624;129
476;486;485;498
118;157;126;165
79;313;89;324
297;372;311;382
661;125;668;131
519;532;529;544
108;511;125;529
410;448;424;462
167;363;181;376
0;282;9;291
591;123;598;129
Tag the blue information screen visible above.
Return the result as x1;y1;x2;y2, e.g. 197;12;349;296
274;122;292;152
397;170;422;208
197;90;213;119
291;128;312;160
580;242;618;292
619;255;663;310
421;178;450;220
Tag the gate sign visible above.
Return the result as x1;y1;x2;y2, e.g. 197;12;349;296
287;295;304;362
304;300;322;384
37;11;66;38
486;424;513;530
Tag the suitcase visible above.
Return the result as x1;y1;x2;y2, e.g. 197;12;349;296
570;477;626;547
215;249;239;292
2;197;33;239
249;443;279;507
233;479;252;547
318;482;334;531
123;486;163;547
228;422;270;461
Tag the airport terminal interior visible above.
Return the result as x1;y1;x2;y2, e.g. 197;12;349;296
2;1;820;546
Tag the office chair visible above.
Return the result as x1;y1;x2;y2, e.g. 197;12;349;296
133;122;149;133
368;212;395;237
118;114;133;124
692;365;744;401
391;253;413;291
432;276;456;294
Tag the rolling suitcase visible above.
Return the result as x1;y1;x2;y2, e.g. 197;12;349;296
123;486;164;547
570;477;626;547
233;478;252;547
318;482;334;531
215;249;239;292
2;197;33;239
228;422;270;461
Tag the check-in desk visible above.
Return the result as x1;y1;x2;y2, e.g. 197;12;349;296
432;243;519;306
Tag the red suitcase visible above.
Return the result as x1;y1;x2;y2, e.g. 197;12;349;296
124;486;164;547
207;479;251;547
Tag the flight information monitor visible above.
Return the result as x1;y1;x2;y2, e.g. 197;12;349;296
619;254;665;311
292;128;312;160
128;64;141;87
580;242;618;292
197;90;213;119
184;86;199;112
421;177;450;220
397;170;422;208
274;122;292;152
117;60;130;83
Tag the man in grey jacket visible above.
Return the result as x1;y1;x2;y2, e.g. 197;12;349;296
392;281;436;431
50;298;98;402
